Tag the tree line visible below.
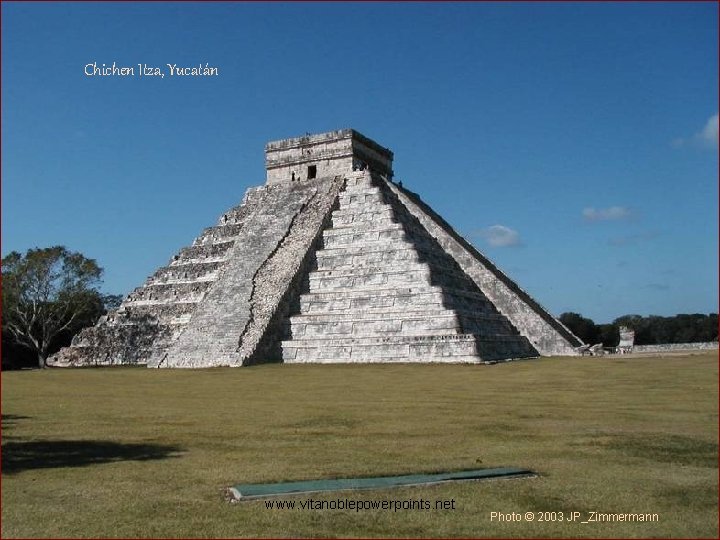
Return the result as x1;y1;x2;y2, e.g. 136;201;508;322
559;312;719;347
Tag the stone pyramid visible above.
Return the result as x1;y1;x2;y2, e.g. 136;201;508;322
49;129;582;368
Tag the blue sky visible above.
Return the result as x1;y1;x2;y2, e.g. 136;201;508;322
2;2;717;323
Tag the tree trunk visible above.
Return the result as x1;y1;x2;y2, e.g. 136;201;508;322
37;353;47;369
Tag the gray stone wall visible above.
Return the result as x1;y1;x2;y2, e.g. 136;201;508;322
632;342;718;353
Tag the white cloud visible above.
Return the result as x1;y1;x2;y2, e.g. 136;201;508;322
582;206;631;222
673;113;718;149
700;113;719;147
476;225;522;247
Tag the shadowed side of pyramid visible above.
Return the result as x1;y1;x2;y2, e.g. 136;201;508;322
382;179;583;356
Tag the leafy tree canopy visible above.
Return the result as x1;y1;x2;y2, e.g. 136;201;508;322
2;246;109;368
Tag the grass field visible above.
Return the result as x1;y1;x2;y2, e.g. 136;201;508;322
1;352;717;538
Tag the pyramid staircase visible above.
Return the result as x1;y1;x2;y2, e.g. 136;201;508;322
281;171;539;363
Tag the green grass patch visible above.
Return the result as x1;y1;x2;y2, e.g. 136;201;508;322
2;353;717;538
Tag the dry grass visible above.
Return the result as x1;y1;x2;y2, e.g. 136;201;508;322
1;352;717;538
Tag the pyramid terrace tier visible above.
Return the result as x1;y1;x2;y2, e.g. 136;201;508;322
330;206;397;227
171;241;235;264
192;223;245;246
289;309;463;338
150;261;224;284
53;320;180;366
309;244;479;283
314;243;460;270
281;334;537;363
217;186;268;224
125;281;213;304
116;301;198;321
288;308;524;339
298;286;502;315
305;265;478;292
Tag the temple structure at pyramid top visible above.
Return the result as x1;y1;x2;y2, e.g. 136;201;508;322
49;129;583;368
265;129;394;184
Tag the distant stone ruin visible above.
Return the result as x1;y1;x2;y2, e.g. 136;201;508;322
49;129;582;368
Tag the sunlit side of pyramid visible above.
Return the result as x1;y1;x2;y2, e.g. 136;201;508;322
49;129;582;368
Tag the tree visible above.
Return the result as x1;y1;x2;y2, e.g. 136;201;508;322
559;312;599;344
2;246;106;368
597;323;620;347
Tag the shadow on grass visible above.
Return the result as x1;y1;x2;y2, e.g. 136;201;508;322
1;414;32;443
2;440;182;474
1;414;32;426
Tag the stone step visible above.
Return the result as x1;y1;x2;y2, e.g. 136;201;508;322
315;236;453;256
314;245;456;271
127;281;212;303
289;314;463;338
321;230;443;254
151;261;223;283
283;334;479;360
300;289;438;312
174;241;235;263
322;222;404;237
290;307;512;325
331;202;392;215
170;255;228;266
332;202;396;216
344;174;376;188
300;284;441;301
100;313;192;327
311;256;473;284
315;239;418;258
217;208;247;226
336;191;386;207
308;261;429;279
289;309;520;338
338;185;382;198
321;227;406;248
298;285;498;312
219;189;267;225
148;273;219;286
308;260;478;292
307;267;432;291
118;302;198;320
192;223;245;246
281;334;536;363
331;213;397;229
331;206;395;222
459;315;520;337
290;307;455;322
